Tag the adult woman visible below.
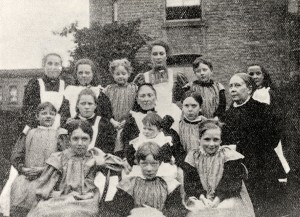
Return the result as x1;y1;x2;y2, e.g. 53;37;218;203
64;58;112;119
21;53;70;130
134;40;181;132
220;73;285;217
121;83;185;164
72;88;116;154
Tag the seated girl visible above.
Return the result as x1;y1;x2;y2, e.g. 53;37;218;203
183;119;254;217
27;120;125;217
72;88;116;154
10;102;67;217
124;113;185;180
106;142;186;217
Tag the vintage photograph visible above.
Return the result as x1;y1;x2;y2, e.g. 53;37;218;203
0;0;299;216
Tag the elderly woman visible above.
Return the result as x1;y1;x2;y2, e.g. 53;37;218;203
220;73;285;217
134;40;181;132
64;58;112;119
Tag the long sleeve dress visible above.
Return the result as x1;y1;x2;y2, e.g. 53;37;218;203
26;148;108;217
104;175;186;217
21;76;70;129
183;146;254;217
220;98;285;215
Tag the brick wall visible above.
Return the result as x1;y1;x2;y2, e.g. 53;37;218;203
90;0;292;88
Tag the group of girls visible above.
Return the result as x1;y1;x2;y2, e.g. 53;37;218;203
0;39;293;217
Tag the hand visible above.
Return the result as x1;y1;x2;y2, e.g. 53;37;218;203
211;196;220;208
73;192;94;200
111;119;123;129
200;195;213;208
23;167;44;180
122;159;132;174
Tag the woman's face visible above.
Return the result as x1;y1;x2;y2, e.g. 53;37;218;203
137;86;157;110
182;97;201;120
151;45;167;69
77;64;93;86
200;128;221;155
229;75;252;105
44;55;62;79
77;94;97;118
139;154;160;180
70;128;91;156
194;63;212;83
247;65;264;88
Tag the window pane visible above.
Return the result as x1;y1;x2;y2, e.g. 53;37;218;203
166;5;201;20
9;86;18;104
166;0;200;7
0;86;2;104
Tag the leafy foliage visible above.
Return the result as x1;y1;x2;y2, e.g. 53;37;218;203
55;20;151;86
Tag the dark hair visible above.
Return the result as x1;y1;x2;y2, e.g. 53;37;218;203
109;58;133;75
132;83;157;112
135;142;162;163
232;73;256;94
142;112;163;130
193;57;213;71
74;58;98;86
148;40;171;57
198;119;223;139
42;53;62;67
65;119;93;139
247;64;274;89
76;88;97;114
36;102;57;115
182;91;203;106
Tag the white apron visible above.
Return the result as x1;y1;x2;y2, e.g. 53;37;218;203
38;78;65;129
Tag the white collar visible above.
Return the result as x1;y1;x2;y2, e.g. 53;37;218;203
233;96;251;107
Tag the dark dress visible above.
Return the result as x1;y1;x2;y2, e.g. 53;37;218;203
73;115;116;154
220;98;285;216
104;176;186;217
21;76;70;129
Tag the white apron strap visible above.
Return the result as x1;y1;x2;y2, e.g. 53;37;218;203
88;116;101;150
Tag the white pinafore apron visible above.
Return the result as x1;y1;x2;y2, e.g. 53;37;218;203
88;116;101;150
38;78;65;129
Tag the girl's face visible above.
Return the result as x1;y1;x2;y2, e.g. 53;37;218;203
200;128;221;155
247;65;264;88
137;86;157;110
44;55;62;79
194;63;212;83
77;64;93;86
182;97;201;120
77;94;97;118
143;124;160;139
37;107;56;127
151;45;167;69
113;66;129;85
139;154;160;180
70;128;91;156
229;75;252;105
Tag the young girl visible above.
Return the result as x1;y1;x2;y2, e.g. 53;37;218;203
104;59;138;156
179;92;207;153
106;142;186;217
183;119;254;217
73;88;116;154
10;102;67;217
21;53;70;130
27;120;125;217
183;58;226;119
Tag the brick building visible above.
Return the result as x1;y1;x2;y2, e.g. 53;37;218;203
90;0;299;86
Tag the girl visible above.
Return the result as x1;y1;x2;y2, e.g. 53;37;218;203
183;58;226;118
126;112;185;173
27;120;125;217
106;142;186;217
183;119;254;217
10;102;67;217
221;73;285;217
21;53;70;130
104;59;138;156
179;91;207;152
64;58;113;119
73;88;116;154
133;40;181;132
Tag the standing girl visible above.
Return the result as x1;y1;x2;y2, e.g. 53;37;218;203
10;102;67;217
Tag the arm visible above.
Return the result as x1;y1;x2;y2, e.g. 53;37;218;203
164;186;187;217
59;98;71;128
97;92;113;120
172;72;189;103
121;115;140;156
11;134;26;173
96;118;117;154
214;89;226;118
183;162;204;199
214;160;244;201
168;130;186;167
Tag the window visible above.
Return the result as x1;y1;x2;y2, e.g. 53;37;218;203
0;86;2;104
166;0;201;20
9;85;18;104
113;0;118;22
